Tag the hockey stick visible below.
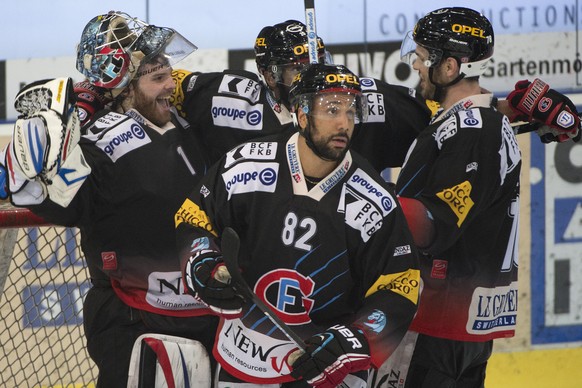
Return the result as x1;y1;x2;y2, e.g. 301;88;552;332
304;0;319;64
219;227;306;351
219;227;351;387
511;120;543;135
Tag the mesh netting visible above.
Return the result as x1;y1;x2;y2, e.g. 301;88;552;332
0;202;97;387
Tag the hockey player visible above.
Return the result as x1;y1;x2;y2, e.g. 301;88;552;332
166;19;580;170
74;18;580;173
175;63;421;387
371;7;525;387
0;12;217;387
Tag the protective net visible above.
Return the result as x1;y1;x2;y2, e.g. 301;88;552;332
0;201;97;387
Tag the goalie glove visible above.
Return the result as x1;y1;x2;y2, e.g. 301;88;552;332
184;249;244;318
12;78;82;182
290;324;371;388
507;78;581;143
3;78;91;207
74;80;112;127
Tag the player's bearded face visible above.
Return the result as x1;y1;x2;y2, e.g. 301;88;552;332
307;94;357;161
131;62;175;127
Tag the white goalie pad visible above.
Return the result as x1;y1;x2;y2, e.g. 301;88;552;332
127;333;211;388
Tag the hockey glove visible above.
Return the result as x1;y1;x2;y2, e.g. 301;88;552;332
13;78;82;181
74;80;112;127
290;324;371;388
507;78;581;143
184;249;244;318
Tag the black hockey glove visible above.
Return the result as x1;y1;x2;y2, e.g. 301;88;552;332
184;250;244;318
74;80;112;127
507;79;581;143
290;324;371;388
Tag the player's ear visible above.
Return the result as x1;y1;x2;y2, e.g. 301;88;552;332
297;108;308;130
445;57;460;78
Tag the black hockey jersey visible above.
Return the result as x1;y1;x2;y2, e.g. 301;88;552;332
171;69;433;170
175;131;420;384
29;108;213;317
395;94;521;342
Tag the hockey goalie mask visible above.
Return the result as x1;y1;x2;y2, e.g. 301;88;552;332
77;11;197;91
132;25;197;79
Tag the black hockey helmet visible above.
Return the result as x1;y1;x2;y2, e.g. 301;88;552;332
254;20;327;71
289;63;367;161
77;11;197;92
289;63;367;123
401;7;494;78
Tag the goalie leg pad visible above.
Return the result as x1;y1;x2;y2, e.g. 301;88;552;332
127;333;211;388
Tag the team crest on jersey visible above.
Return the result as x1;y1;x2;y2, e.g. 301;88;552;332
222;162;278;199
436;180;474;227
254;269;315;325
224;142;277;168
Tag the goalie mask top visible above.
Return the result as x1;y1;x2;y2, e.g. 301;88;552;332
76;11;198;90
400;7;494;79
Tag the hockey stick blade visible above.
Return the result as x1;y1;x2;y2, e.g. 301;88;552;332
220;227;306;351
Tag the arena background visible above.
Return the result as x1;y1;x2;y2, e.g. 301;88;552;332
1;1;581;386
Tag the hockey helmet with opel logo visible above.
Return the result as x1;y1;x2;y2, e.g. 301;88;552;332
289;63;367;123
400;7;494;78
254;20;328;71
289;63;367;161
76;11;197;93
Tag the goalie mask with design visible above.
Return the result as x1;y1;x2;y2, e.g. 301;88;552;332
76;11;197;93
